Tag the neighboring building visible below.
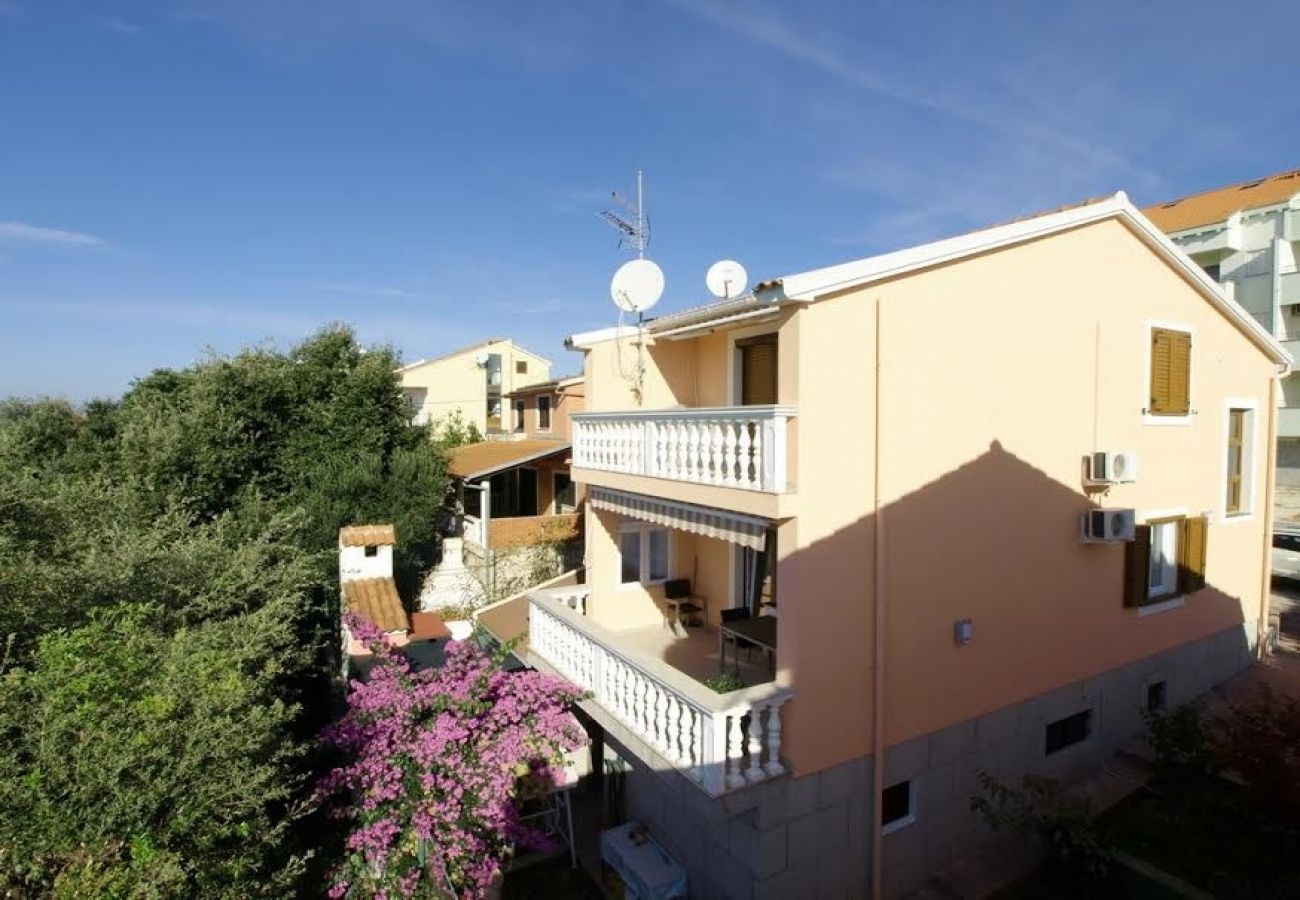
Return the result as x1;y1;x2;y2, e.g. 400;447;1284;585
506;375;586;440
1143;169;1300;476
339;524;449;676
479;194;1286;898
398;338;552;435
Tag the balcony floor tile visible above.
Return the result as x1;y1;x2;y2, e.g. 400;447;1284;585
614;623;775;688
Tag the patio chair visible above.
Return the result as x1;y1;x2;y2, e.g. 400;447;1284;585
720;608;757;661
663;579;704;631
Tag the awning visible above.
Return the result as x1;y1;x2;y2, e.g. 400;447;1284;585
590;487;769;550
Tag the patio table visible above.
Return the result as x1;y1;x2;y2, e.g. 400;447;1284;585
718;616;777;674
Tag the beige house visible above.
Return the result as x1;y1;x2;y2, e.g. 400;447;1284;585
507;375;586;440
398;338;552;435
479;193;1288;898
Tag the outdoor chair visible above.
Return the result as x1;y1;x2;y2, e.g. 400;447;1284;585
663;579;704;631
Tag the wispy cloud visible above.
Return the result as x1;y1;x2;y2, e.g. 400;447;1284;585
0;221;106;248
91;16;143;36
317;281;432;302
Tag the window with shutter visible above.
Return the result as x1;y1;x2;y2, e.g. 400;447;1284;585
1225;408;1254;517
1123;515;1208;608
737;334;778;406
1149;328;1191;416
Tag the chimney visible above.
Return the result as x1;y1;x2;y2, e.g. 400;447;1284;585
338;524;397;583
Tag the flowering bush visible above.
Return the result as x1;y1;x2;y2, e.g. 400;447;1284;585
319;615;587;899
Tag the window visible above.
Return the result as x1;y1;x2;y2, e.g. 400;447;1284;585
1148;327;1191;417
516;360;528;375
513;399;526;432
364;545;378;558
537;395;552;431
1125;516;1207;607
880;780;914;833
1146;681;1167;713
1201;262;1221;281
618;523;671;586
1045;710;1091;755
1226;407;1253;516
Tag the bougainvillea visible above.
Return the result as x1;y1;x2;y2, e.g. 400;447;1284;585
319;615;587;899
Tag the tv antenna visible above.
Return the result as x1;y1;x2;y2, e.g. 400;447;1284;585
600;169;650;258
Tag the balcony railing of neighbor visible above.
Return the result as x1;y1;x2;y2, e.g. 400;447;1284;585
572;406;795;493
528;589;791;796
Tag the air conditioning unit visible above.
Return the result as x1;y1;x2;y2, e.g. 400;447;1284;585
1089;450;1138;484
1080;508;1136;543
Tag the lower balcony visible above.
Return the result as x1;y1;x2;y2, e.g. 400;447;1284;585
526;586;792;797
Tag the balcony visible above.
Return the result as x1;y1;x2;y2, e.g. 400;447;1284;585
572;406;795;494
527;587;791;797
1281;271;1300;307
1280;408;1300;440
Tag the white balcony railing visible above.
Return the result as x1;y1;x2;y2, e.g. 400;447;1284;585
528;591;791;796
572;406;795;493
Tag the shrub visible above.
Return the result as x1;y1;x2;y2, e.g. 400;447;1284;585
318;615;588;899
1144;702;1217;785
971;772;1112;885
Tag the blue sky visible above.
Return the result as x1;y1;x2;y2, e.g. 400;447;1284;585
3;1;1300;400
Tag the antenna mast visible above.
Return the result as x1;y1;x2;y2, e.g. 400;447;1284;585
600;168;649;258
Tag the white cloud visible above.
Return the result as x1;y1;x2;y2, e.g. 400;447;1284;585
316;281;432;302
0;221;106;248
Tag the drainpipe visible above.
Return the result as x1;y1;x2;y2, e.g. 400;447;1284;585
870;300;887;900
1259;368;1282;655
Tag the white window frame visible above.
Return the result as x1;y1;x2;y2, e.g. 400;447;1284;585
880;779;916;836
1220;398;1259;523
537;395;553;433
618;522;672;588
1137;507;1189;616
1141;320;1195;427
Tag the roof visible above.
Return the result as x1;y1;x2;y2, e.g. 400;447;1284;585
343;577;407;633
1142;168;1300;234
507;375;585;397
396;338;552;373
565;193;1290;368
339;524;396;547
448;439;572;480
409;610;452;641
474;594;530;651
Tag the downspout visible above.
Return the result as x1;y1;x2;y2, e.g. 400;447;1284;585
1258;367;1282;655
870;299;887;900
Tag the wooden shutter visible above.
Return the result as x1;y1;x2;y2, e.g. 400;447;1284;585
1124;524;1152;607
1178;516;1208;594
739;335;778;406
1226;409;1245;514
1149;328;1191;416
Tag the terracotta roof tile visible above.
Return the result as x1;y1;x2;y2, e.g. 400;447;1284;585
343;577;407;633
339;524;397;547
448;439;570;480
1142;168;1300;233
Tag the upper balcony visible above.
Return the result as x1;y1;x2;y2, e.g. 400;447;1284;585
573;405;795;493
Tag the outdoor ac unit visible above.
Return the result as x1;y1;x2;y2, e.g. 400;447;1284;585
1080;508;1136;543
1090;450;1138;484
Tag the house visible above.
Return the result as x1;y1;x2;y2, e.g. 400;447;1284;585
506;374;586;442
339;524;449;676
1142;168;1300;485
398;338;552;435
478;193;1288;898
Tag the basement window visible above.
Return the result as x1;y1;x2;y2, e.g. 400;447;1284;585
880;780;915;834
1146;681;1167;713
1045;710;1091;756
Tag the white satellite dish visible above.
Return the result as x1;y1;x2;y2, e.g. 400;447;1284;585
610;258;665;313
473;352;489;366
706;260;748;300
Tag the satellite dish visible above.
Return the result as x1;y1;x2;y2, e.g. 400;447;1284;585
473;352;489;366
706;260;748;300
611;258;664;313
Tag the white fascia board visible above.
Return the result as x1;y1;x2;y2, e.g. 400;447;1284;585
778;194;1131;301
565;325;642;349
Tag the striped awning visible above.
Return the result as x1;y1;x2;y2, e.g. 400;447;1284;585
589;487;769;550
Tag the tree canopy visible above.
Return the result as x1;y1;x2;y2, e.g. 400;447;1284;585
0;326;449;896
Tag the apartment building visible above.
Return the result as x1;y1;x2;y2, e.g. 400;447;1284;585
398;338;551;434
1143;169;1300;477
478;193;1286;898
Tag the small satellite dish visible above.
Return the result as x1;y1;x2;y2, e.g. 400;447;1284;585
611;258;665;313
706;260;748;299
473;352;489;366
